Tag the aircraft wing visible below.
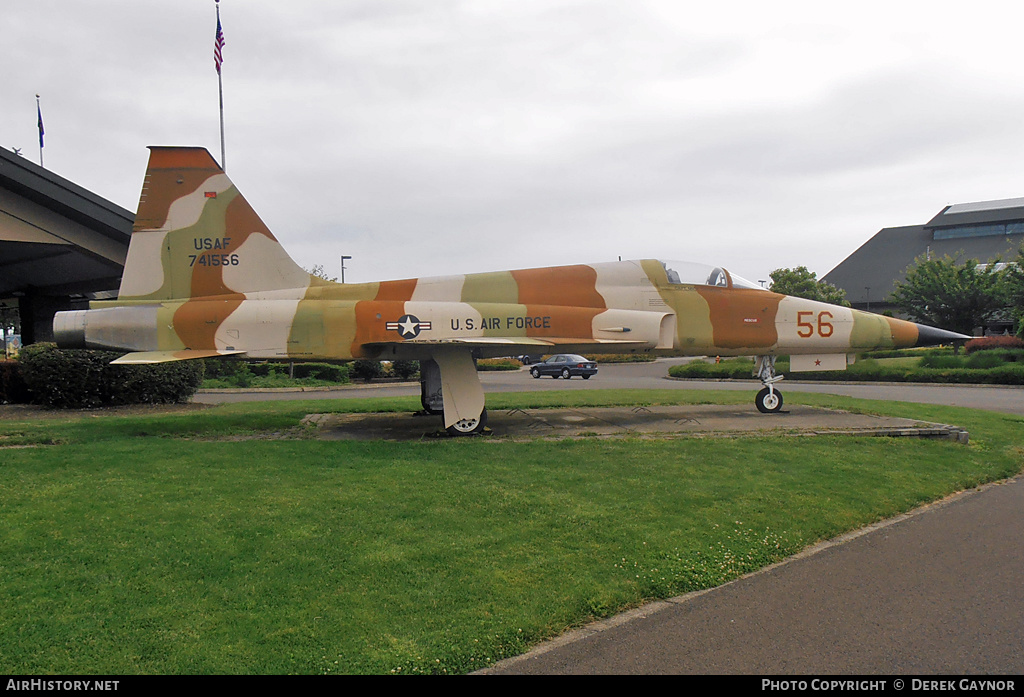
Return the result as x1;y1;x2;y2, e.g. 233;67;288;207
364;336;652;357
404;337;649;347
110;337;647;365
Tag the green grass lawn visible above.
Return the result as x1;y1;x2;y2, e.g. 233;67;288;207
1;390;1021;674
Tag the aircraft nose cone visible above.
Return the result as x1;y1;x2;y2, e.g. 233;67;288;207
915;323;971;347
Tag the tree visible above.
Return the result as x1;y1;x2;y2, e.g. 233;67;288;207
768;266;850;306
351;360;382;383
390;360;419;380
305;264;338;282
1003;244;1024;337
889;253;1006;336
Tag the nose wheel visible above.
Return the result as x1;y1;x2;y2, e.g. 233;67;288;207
754;355;784;413
755;387;783;413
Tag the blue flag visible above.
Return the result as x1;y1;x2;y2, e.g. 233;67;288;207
37;102;44;148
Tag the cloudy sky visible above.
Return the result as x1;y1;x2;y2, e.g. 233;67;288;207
6;0;1024;286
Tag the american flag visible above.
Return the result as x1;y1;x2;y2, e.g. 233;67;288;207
214;15;225;74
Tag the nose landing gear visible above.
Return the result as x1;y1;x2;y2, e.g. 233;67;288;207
754;355;784;413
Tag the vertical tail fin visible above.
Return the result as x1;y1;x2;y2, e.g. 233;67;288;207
118;146;314;301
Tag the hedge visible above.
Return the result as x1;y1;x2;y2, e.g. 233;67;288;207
0;360;29;404
292;362;349;382
389;360;419;380
351;360;383;383
202;360;351;385
965;336;1024;354
17;343;205;408
668;357;1024;385
476;358;522;371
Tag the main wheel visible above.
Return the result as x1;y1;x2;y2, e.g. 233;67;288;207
446;408;488;436
561;368;571;379
755;387;783;413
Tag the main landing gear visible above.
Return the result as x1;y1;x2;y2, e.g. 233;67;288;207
754;355;784;413
446;409;488;435
419;351;489;436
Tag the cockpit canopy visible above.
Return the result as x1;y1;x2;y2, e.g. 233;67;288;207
660;260;764;290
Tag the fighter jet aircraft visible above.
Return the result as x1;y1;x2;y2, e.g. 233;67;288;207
53;147;968;434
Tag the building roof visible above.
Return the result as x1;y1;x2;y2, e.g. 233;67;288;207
823;198;1024;307
925;197;1024;228
0;148;133;297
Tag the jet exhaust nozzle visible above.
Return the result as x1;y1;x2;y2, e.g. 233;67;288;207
53;310;88;349
52;306;159;352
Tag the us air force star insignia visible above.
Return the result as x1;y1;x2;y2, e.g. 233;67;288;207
386;314;431;339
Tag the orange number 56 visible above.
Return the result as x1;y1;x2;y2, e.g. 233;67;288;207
797;311;834;338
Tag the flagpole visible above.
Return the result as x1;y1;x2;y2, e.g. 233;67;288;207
218;63;226;172
215;0;226;172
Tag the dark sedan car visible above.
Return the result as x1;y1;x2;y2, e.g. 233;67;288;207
529;354;598;379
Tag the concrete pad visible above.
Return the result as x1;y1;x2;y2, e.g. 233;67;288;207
304;404;968;442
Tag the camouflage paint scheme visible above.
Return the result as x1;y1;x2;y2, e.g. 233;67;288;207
54;147;967;433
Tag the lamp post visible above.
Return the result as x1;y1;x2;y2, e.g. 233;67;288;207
340;255;352;284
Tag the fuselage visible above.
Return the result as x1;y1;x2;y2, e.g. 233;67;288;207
57;258;925;362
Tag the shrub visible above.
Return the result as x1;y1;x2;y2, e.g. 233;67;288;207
583;354;657;363
965;336;1024;354
0;360;29;404
862;347;953;359
668;358;754;380
247;363;283;378
389;360;419;380
475;358;521;371
920;355;966;369
666;354;1024;385
351;360;382;383
203;358;253;385
292;362;349;382
18;343;204;408
964;352;1009;369
205;361;349;385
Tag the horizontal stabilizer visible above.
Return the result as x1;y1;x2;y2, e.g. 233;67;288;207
111;349;247;364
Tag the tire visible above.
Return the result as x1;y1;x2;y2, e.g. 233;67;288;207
531;367;540;378
446;408;488;436
755;387;783;413
581;374;591;380
561;368;571;379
